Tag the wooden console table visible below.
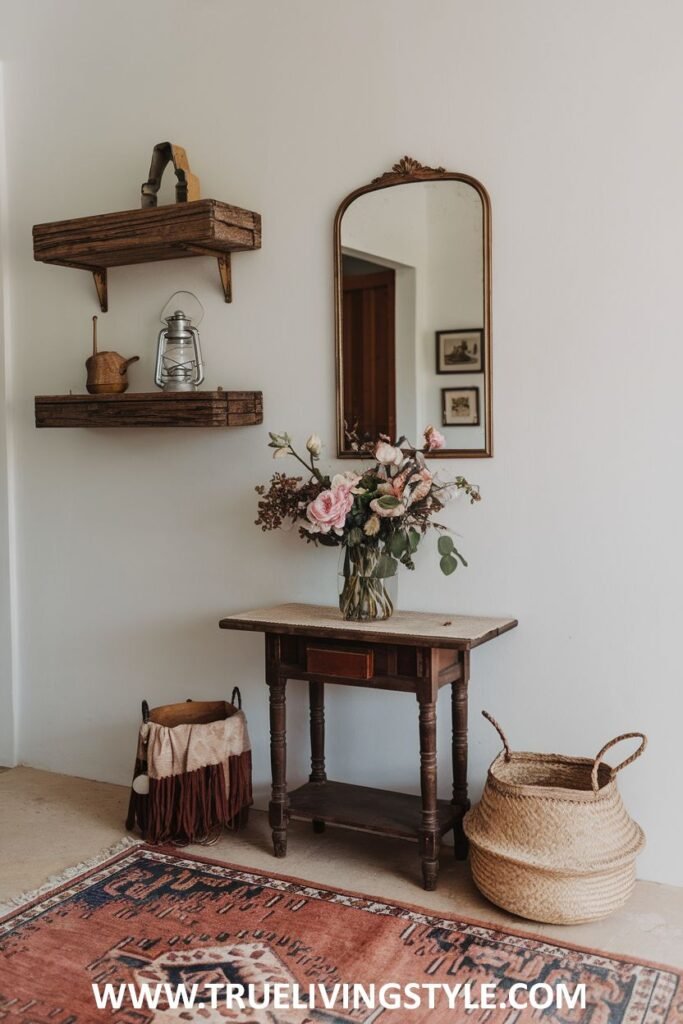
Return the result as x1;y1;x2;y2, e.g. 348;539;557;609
219;603;517;890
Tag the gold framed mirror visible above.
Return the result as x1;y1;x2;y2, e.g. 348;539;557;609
334;157;492;458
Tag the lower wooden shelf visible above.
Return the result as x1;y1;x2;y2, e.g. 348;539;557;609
287;780;456;840
35;389;263;428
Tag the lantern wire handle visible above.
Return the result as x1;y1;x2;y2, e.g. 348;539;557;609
160;290;204;325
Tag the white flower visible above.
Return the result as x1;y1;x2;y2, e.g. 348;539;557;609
375;441;403;467
306;434;322;457
273;446;291;459
364;514;381;536
331;471;361;490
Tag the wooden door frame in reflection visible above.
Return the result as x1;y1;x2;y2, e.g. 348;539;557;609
334;156;492;459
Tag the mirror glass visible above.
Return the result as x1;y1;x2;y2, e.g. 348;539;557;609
335;163;491;457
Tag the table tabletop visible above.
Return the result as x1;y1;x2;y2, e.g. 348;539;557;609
219;602;517;651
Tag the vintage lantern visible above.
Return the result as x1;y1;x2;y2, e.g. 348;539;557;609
154;291;205;391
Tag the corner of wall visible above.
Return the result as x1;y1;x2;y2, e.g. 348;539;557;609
0;62;19;767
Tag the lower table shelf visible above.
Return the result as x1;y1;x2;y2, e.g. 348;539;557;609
288;780;456;840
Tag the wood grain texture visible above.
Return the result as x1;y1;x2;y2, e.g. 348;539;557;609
308;682;326;786
33;200;261;270
266;634;288;858
417;695;440;889
288;780;455;839
35;390;263;428
452;650;471;860
220;602;518;650
305;645;374;679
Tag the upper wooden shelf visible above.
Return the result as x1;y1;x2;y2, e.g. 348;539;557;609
33;199;261;312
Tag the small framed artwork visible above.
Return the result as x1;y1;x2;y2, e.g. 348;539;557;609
442;387;480;427
436;329;484;374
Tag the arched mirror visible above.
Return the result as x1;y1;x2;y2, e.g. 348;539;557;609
334;157;492;458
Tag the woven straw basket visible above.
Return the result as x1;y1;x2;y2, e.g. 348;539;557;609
463;712;647;925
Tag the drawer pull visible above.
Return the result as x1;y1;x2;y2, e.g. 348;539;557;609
306;647;373;679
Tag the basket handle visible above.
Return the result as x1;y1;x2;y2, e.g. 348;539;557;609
231;686;242;710
591;732;647;792
482;710;511;761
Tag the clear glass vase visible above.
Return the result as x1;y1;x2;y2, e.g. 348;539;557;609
337;545;398;621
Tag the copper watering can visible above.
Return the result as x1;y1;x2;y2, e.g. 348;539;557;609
85;316;139;394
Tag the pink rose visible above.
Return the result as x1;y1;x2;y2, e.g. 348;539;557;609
424;425;446;451
305;484;354;535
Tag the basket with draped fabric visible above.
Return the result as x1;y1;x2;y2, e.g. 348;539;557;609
463;711;647;925
125;689;252;845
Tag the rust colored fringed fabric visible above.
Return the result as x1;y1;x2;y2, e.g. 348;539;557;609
125;696;252;845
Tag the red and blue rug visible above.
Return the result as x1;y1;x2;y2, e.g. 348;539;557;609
0;840;680;1022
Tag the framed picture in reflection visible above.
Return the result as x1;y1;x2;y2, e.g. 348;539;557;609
436;329;484;374
442;387;480;427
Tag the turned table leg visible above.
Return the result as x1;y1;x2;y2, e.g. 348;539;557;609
452;650;470;860
418;693;440;890
309;681;327;833
267;636;288;857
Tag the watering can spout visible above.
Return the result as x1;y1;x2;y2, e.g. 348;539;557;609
120;356;140;375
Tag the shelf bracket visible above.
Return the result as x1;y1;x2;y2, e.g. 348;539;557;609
92;269;108;313
217;254;232;303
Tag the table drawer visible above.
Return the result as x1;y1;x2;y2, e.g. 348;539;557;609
306;644;374;679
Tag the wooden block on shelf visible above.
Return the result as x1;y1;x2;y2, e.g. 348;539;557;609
33;200;261;270
34;390;263;428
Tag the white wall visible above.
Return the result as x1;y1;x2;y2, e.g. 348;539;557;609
0;65;16;766
1;0;682;886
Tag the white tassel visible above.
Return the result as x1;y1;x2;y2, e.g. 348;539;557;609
132;773;150;795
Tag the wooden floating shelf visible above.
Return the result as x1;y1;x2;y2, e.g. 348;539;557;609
35;390;263;429
33;199;262;311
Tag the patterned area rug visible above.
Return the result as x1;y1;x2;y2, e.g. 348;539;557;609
0;840;680;1023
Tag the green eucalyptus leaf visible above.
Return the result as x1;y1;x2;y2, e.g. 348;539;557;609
440;553;458;576
408;528;420;553
374;553;399;578
376;494;400;509
437;535;455;556
388;532;407;556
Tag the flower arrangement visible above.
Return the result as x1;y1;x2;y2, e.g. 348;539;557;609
255;427;481;621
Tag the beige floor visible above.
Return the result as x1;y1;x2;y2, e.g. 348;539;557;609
1;766;682;968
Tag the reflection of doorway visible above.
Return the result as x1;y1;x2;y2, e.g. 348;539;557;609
342;255;396;442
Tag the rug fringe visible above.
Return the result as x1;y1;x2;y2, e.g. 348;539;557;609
0;835;143;918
